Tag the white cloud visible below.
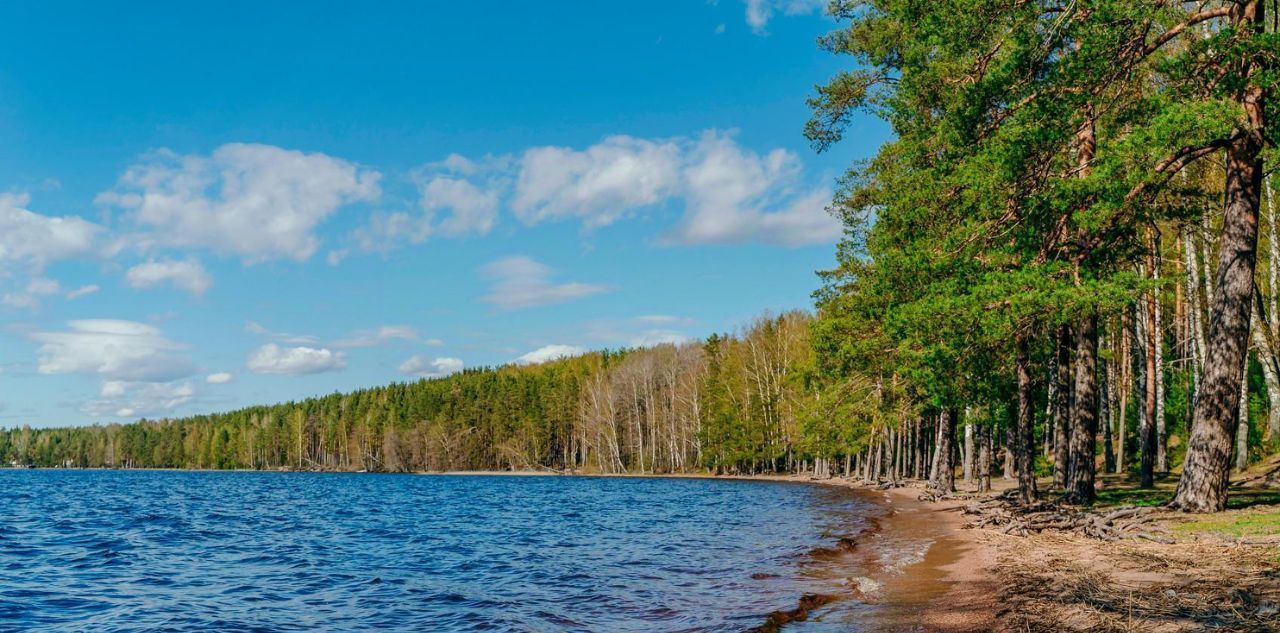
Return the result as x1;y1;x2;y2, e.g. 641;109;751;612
584;315;696;347
399;355;463;378
332;325;421;348
244;320;318;345
481;256;608;310
636;314;692;325
630;330;691;347
665;131;838;245
0;193;102;268
82;380;196;419
434;132;835;246
31;319;195;382
98;143;381;262
743;0;825;34
246;343;346;375
350;154;504;253
66;284;100;300
512;135;682;227
2;277;63;308
514;344;587;365
206;372;234;384
126;257;213;296
422;175;500;236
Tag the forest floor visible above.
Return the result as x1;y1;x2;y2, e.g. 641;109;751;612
800;469;1280;633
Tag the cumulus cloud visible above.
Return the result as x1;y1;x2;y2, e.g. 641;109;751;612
481;256;608;310
82;380;196;419
743;0;825;34
206;372;233;384
31;319;195;382
629;330;691;347
0;193;103;268
399;355;463;378
66;284;100;300
246;343;346;375
514;344;587;365
584;315;696;348
512;136;681;227
126;257;213;296
351;154;504;253
332;325;421;348
244;320;319;345
97;143;381;262
665;132;839;246
2;277;63;308
428;131;835;247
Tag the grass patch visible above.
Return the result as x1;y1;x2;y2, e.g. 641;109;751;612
1225;489;1280;509
1094;486;1172;507
1172;506;1280;538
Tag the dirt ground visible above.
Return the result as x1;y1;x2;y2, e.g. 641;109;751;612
807;475;1280;632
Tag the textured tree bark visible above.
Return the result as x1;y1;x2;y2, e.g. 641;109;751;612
1002;426;1014;480
1141;276;1158;488
1248;319;1280;444
963;422;975;483
1101;339;1116;474
929;408;956;493
1015;333;1039;503
1053;324;1073;489
978;424;992;493
1267;176;1280;442
1237;349;1249;472
1154;232;1168;473
1067;315;1099;503
1119;313;1131;472
1044;361;1057;459
1184;225;1206;418
1172;0;1266;513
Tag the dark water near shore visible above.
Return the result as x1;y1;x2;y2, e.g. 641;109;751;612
0;471;883;632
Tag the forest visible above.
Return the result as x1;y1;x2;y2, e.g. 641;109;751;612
3;1;1278;516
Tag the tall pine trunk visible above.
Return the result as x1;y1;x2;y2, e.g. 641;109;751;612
1172;0;1267;512
1101;337;1115;474
1154;232;1168;473
1067;315;1099;503
929;408;957;493
978;424;992;493
963;422;975;484
1141;271;1158;488
1014;333;1038;503
1053;324;1073;489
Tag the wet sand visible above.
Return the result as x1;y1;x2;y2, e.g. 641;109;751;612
861;485;998;632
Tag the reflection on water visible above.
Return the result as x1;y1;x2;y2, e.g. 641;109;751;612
0;471;903;632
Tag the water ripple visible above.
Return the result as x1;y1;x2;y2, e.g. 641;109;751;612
0;471;875;632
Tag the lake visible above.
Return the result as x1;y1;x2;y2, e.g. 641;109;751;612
0;471;885;632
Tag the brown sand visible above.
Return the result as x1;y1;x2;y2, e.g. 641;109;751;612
864;484;1000;632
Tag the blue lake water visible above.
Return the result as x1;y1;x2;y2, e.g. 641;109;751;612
0;471;882;632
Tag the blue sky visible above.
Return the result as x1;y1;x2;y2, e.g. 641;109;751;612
0;1;888;428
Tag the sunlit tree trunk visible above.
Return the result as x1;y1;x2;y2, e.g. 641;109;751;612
1153;230;1167;473
928;408;956;493
963;421;975;484
1173;0;1267;512
1014;333;1038;503
1101;337;1115;474
1067;315;1099;503
1053;324;1073;489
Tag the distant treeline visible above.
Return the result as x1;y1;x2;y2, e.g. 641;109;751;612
0;312;835;475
